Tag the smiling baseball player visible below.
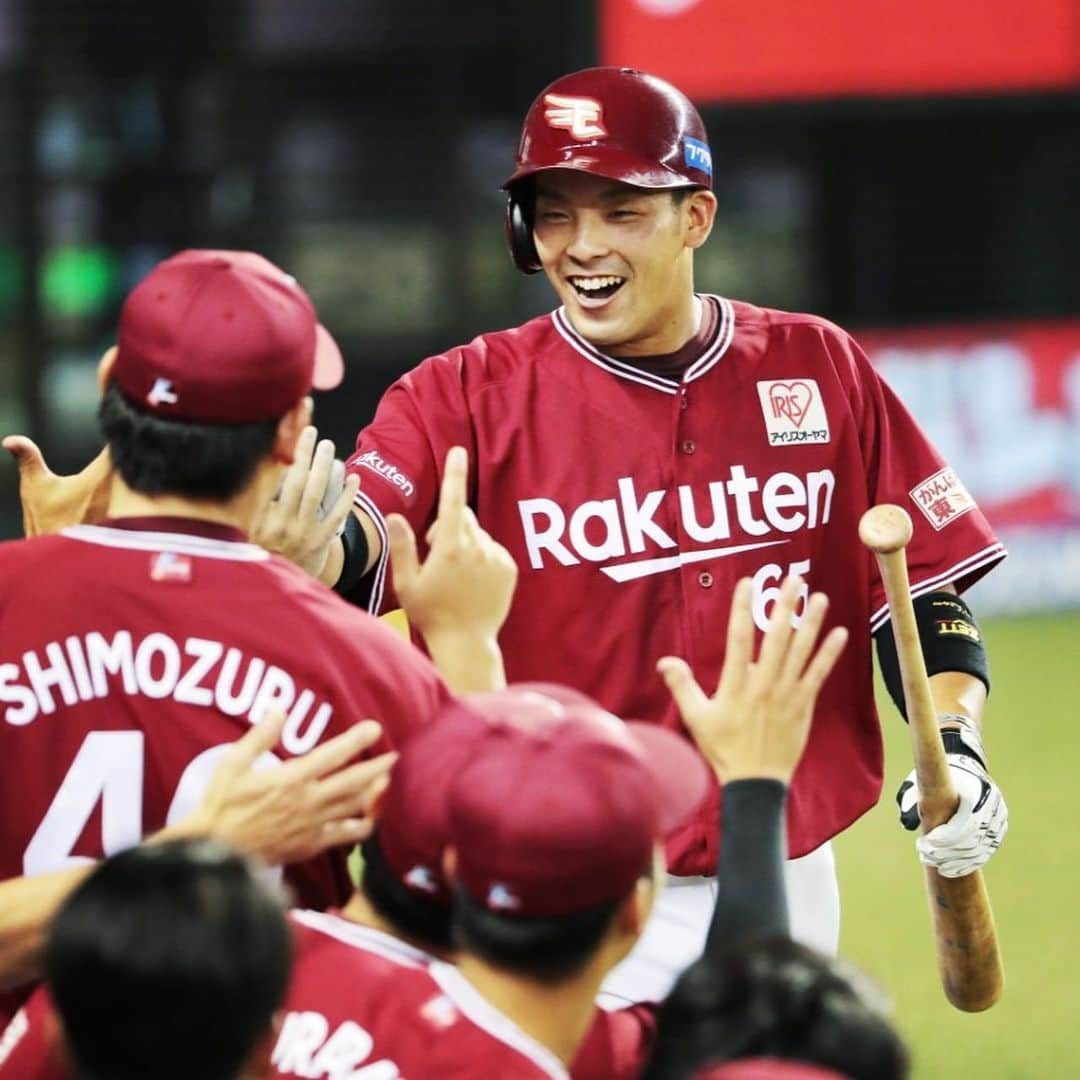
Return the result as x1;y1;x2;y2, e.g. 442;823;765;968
273;67;1008;1001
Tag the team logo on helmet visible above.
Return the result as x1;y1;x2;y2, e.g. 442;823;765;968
543;94;607;140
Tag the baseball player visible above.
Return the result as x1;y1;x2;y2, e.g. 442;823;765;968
0;709;392;993
0;249;484;1027
280;65;1011;999
0;574;846;1080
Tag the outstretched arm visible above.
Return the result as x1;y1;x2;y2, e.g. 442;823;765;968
660;576;847;948
386;446;517;693
0;711;390;989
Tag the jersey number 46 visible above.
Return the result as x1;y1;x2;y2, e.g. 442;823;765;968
23;731;280;875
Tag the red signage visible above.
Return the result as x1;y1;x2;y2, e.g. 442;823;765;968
857;319;1080;529
601;0;1080;103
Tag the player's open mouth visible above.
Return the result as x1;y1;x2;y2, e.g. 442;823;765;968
568;275;626;307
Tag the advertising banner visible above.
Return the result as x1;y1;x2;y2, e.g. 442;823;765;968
860;320;1080;612
601;0;1080;103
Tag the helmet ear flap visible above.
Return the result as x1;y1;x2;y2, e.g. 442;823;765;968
504;185;542;275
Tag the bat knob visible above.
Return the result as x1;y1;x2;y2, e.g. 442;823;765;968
859;504;914;554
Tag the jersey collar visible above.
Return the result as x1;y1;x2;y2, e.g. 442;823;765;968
96;516;250;543
551;294;735;395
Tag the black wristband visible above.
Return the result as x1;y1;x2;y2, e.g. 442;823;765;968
874;591;990;720
333;511;372;599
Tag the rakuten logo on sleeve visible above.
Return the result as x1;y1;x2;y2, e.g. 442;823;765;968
352;450;415;498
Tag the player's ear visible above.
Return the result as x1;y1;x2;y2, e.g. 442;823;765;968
622;846;664;936
683;189;717;251
441;846;460;885
96;346;118;395
272;396;314;465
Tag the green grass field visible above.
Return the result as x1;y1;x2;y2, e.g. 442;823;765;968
836;611;1080;1078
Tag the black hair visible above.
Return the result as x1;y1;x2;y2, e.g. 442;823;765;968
45;839;292;1080
99;379;280;501
452;884;625;984
359;831;453;950
643;936;909;1080
670;187;699;206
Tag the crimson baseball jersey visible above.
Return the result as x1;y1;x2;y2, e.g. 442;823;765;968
271;909;572;1079
347;297;1004;876
0;518;449;1022
0;987;66;1079
0;908;655;1080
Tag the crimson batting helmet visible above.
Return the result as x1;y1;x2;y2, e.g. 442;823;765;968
503;66;713;274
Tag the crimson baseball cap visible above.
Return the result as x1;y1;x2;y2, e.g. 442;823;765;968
504;66;713;192
112;249;344;424
693;1062;847;1080
446;682;711;919
375;686;630;905
375;698;495;905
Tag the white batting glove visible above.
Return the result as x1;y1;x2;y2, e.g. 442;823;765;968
895;717;1008;878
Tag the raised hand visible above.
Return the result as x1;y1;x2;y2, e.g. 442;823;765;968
658;576;848;783
3;437;112;537
386;446;517;691
253;424;359;581
171;709;393;865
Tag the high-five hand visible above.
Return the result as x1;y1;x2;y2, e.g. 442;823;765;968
658;576;848;783
169;709;393;865
386;445;517;692
3;437;112;537
254;423;359;580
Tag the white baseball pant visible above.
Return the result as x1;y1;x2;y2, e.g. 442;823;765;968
597;841;839;1007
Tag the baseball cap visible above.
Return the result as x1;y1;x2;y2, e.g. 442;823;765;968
112;250;344;424
446;683;711;919
375;698;496;905
693;1062;847;1080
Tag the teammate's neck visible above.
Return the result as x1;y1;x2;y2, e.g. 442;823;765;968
340;890;455;960
454;953;605;1065
104;467;277;537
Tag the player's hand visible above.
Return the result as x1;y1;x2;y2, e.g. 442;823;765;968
658;576;848;783
172;709;394;865
387;445;518;646
253;424;359;581
2;436;112;537
896;721;1008;877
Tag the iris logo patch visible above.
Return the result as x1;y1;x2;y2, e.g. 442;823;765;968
683;137;712;177
757;379;830;445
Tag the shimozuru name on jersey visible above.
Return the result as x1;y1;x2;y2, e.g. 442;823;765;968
0;629;334;754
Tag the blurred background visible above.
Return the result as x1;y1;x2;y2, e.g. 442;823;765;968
0;0;1077;1074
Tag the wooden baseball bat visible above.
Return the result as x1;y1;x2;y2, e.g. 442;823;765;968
859;504;1004;1012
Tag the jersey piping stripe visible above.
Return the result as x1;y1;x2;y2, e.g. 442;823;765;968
684;295;736;383
551;294;736;394
552;308;679;394
868;542;1008;633
60;525;270;561
426;963;570;1078
354;488;390;615
289;909;433;969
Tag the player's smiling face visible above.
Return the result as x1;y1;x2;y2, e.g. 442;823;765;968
532;170;716;357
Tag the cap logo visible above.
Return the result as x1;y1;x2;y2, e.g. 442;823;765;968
147;377;179;408
486;883;522;911
683;136;713;178
404;865;440;894
543;94;606;140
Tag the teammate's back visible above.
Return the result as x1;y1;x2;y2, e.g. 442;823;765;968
0;518;446;907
